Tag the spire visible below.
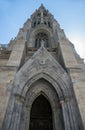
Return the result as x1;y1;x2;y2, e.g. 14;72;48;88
38;3;46;10
31;4;54;28
41;3;44;7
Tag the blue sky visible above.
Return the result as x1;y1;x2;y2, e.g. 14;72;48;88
0;0;85;60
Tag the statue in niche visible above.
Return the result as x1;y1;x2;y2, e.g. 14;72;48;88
35;33;49;48
41;39;45;47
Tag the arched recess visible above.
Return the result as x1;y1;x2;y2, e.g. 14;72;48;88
28;26;56;48
35;32;49;48
19;78;65;130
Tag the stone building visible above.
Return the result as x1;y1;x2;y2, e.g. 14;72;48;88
0;4;85;130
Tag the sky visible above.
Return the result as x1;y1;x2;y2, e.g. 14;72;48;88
0;0;85;61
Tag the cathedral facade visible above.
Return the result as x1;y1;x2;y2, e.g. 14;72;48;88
0;5;85;130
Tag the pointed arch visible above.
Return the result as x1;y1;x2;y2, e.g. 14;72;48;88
18;73;68;100
20;78;65;130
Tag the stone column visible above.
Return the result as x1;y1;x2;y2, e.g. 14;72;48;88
2;96;23;130
1;96;15;130
67;99;78;129
41;11;44;24
60;100;71;130
53;107;65;130
19;106;30;130
68;99;84;130
8;97;23;130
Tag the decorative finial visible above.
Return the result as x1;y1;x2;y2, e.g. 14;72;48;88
41;3;44;7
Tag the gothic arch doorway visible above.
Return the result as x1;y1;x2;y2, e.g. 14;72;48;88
27;79;65;130
29;94;53;130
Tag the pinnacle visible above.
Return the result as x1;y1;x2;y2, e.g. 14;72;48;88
39;3;46;10
41;3;44;7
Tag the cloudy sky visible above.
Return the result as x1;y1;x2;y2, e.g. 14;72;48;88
0;0;85;61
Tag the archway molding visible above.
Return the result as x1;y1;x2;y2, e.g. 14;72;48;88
14;71;71;100
22;78;65;130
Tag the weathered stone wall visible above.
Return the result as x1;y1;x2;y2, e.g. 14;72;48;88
70;69;85;129
7;37;26;68
0;67;16;130
0;59;8;67
57;28;85;129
